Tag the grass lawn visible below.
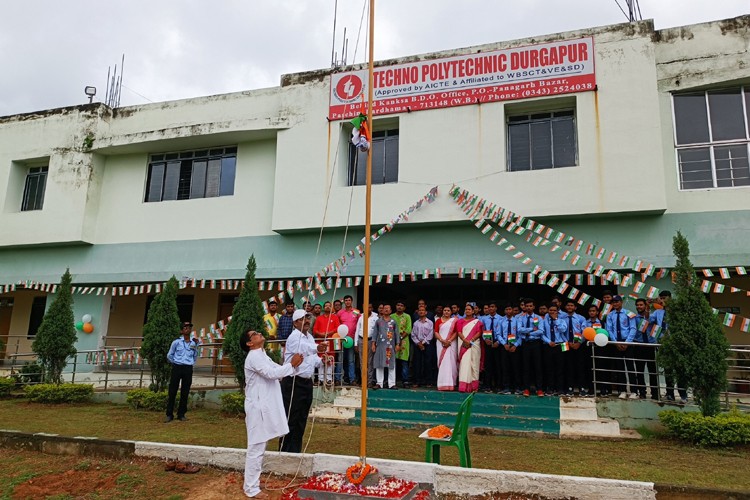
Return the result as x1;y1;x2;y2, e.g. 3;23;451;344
0;399;748;493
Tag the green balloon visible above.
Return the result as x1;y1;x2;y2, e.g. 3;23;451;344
342;336;354;349
75;321;84;330
595;327;608;337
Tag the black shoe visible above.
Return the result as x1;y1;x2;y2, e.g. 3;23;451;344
164;416;174;423
177;416;188;421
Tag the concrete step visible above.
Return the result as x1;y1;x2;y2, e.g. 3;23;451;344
350;415;559;434
363;397;560;419
560;418;622;438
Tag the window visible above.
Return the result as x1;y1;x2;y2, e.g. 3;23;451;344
507;110;577;171
348;129;399;186
21;166;48;211
27;296;47;338
673;87;750;190
145;146;237;202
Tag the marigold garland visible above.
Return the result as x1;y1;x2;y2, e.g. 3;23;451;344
426;424;452;439
346;462;375;485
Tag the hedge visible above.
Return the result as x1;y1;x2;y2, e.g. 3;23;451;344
126;388;198;412
0;377;14;397
24;383;94;404
220;392;245;416
660;408;750;447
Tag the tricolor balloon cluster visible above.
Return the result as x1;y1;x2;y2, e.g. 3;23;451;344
582;326;609;347
75;314;94;334
336;325;354;349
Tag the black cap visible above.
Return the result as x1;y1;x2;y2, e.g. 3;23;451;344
612;295;623;302
182;321;194;328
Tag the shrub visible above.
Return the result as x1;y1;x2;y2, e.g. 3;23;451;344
31;269;78;384
141;277;181;392
0;377;15;397
126;388;193;412
660;408;750;447
18;361;43;384
24;383;94;403
220;392;245;416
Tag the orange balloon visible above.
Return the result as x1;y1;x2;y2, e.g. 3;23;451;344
652;303;663;310
582;327;597;342
82;322;95;333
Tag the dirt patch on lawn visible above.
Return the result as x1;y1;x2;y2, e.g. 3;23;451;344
12;468;119;499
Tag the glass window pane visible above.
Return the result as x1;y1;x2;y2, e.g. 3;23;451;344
162;161;181;201
190;160;207;199
674;94;710;145
205;159;221;197
508;123;530;171
708;89;746;141
552;117;576;167
177;161;192;200
371;137;386;184
678;148;713;189
219;156;236;196
383;135;399;183
714;145;750;188
530;121;552;170
146;163;165;202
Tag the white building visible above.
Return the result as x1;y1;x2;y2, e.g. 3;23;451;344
1;16;749;366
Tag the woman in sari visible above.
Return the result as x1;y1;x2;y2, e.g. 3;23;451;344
457;303;483;393
433;306;458;391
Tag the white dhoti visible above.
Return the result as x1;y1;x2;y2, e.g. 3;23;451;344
243;442;266;497
375;367;396;388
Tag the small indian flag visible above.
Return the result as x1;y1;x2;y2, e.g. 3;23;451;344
483;330;493;341
586;244;595;255
483;270;490;281
481;223;492;235
607;251;617;264
435;268;441;279
740;318;750;332
619;256;630;267
386;274;393;284
646;286;659;299
557;283;570;294
515;273;524;284
719;268;731;279
423;269;430;279
701;280;711;293
554;232;566;243
633;281;646;293
471;269;478;280
568;288;579;300
596;247;606;259
490;231;499;242
560;342;570;352
458;267;465;278
577;293;590;305
702;269;714;277
508;333;516;344
736;266;747;275
723;313;736;328
561;250;571;261
650;325;663;340
713;283;725;293
574;332;583;342
398;272;405;282
504;272;512;283
644;264;655;276
575;240;584;251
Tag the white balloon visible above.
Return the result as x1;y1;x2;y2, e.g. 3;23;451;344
594;332;609;347
337;324;349;336
82;314;92;323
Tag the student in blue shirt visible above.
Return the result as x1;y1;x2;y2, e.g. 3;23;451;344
165;321;202;422
605;295;637;399
584;304;607;396
632;298;658;400
498;303;520;394
480;302;503;393
542;304;568;395
517;298;545;397
561;299;588;396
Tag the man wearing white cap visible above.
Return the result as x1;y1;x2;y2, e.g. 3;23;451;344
280;309;322;453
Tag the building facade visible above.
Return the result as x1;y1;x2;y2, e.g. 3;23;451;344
1;16;749;365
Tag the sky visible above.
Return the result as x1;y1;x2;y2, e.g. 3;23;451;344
0;0;747;117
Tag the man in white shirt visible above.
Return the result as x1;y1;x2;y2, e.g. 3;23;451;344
241;329;302;498
354;304;378;387
280;310;322;453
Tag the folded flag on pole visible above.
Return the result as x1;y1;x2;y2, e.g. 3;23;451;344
350;112;370;152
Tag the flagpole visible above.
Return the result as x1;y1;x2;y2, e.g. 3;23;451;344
359;0;375;465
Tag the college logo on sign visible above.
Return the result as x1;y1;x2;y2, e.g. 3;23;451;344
334;74;364;102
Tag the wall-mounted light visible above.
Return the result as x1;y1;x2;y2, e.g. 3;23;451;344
84;86;97;103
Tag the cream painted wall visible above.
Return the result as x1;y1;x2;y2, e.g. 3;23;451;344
92;139;277;243
270;22;668;231
655;17;750;214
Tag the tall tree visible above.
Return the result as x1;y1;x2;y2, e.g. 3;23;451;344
658;231;729;416
141;276;181;392
32;269;77;384
224;255;268;387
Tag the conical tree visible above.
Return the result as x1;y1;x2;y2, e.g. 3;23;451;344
658;231;729;416
32;269;77;384
224;255;267;387
141;276;181;392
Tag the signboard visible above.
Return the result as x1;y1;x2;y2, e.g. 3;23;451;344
329;37;595;120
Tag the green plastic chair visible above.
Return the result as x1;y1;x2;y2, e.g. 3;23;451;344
422;392;474;467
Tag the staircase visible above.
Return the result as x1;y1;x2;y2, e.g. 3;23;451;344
349;389;561;435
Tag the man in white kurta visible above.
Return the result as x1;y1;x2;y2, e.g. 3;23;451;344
242;330;303;498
